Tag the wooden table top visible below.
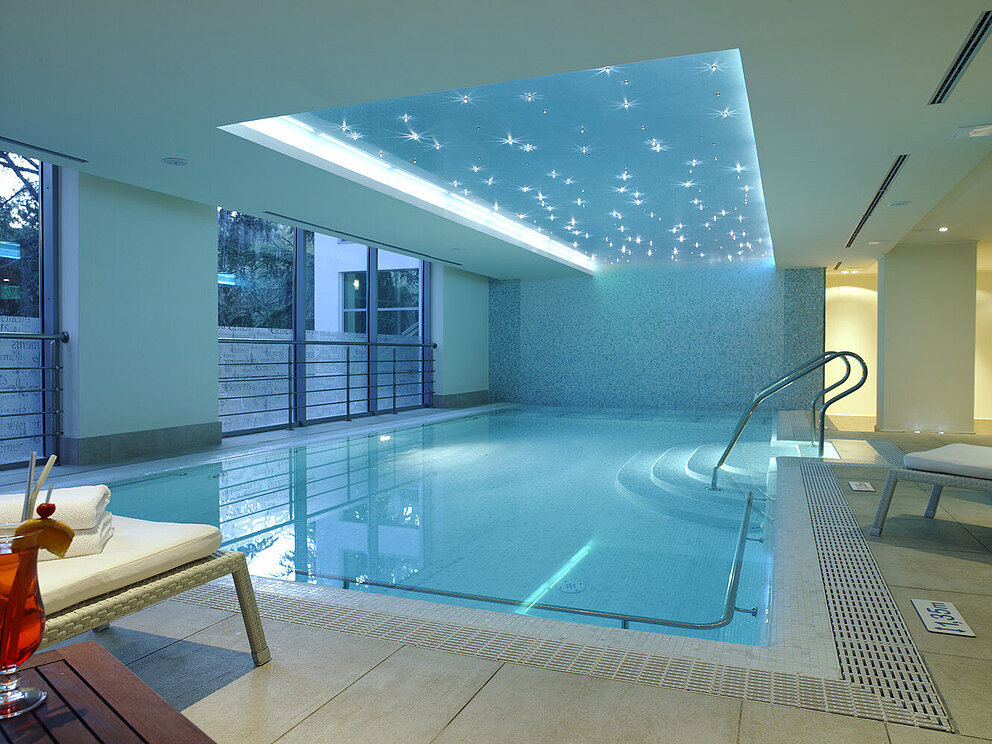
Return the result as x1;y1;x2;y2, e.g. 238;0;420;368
2;641;215;743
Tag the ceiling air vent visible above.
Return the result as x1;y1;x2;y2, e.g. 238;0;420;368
0;135;88;164
929;11;992;104
263;211;463;266
845;155;910;248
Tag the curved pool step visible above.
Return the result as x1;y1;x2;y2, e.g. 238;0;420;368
682;442;771;486
615;448;747;529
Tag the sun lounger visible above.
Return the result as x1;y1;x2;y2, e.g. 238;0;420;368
869;444;992;536
37;516;271;665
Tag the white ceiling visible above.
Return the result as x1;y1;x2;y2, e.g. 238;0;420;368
1;0;990;278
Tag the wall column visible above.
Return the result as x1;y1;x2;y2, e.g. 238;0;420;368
877;241;977;432
59;171;220;463
430;265;489;408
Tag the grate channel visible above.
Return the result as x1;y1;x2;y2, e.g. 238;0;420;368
800;460;950;729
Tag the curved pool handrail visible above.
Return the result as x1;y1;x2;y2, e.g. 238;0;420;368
815;352;867;456
810;355;852;446
710;351;867;490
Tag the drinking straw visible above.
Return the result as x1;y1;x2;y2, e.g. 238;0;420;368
43;485;53;505
27;455;57;518
20;453;36;523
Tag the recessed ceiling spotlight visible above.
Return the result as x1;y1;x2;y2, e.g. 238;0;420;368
161;157;189;166
886;201;910;207
938;226;950;232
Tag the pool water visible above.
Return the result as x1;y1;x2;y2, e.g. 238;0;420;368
108;408;778;645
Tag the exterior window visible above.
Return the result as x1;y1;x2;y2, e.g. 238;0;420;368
376;251;421;339
0;152;41;323
0;151;57;466
217;209;293;329
218;215;430;434
341;270;367;334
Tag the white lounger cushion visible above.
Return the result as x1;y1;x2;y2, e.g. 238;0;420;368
38;516;222;614
903;444;992;481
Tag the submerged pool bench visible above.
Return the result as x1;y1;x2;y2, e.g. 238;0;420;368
870;443;992;537
38;516;271;666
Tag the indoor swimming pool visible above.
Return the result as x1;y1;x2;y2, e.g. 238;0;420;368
106;408;786;645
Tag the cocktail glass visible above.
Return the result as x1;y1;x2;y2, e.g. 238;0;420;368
0;527;46;719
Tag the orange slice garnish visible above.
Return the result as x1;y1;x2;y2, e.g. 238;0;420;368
15;518;75;557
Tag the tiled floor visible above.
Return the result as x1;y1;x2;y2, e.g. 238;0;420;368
44;422;992;742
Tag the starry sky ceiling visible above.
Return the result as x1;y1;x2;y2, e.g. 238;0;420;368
303;49;772;266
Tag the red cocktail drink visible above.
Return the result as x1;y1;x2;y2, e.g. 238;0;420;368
0;530;46;718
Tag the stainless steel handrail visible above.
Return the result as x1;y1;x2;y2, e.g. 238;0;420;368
710;351;868;489
814;352;867;456
810;355;851;446
296;493;757;631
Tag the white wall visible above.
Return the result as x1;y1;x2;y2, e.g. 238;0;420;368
824;272;877;418
877;241;977;432
60;171;219;438
430;265;488;397
977;245;992;423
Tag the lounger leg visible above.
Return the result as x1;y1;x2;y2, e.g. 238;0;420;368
231;556;271;666
924;485;943;518
869;471;899;536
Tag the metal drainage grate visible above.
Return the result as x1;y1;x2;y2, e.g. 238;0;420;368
800;460;950;729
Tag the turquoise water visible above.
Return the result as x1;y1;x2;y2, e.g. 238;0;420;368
108;408;775;644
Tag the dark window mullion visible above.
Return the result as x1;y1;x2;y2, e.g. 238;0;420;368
367;245;378;415
292;227;307;425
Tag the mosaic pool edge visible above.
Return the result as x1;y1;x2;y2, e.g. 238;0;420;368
174;457;953;731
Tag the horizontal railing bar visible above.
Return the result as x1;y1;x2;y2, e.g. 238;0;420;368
0;366;60;372
0;410;56;419
0;332;69;342
219;337;436;349
0;432;60;443
0;387;60;395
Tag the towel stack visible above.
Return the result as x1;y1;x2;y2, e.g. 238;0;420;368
0;485;115;560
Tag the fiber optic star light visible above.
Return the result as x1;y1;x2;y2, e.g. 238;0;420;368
222;48;772;267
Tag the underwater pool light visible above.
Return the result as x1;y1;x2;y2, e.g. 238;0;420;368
515;539;597;614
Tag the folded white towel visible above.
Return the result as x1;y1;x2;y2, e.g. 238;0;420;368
39;510;114;561
0;485;110;530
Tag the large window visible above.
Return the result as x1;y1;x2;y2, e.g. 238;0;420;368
0;151;57;465
0;152;41;323
217;209;293;330
217;212;430;434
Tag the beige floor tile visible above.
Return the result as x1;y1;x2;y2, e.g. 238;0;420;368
53;599;235;665
887;722;992;743
889;586;992;660
169;617;401;744
433;663;741;744
740;701;887;743
923;653;992;738
866;543;992;595
275;646;500;744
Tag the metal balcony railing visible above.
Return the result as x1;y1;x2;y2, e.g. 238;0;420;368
0;331;69;467
218;337;436;435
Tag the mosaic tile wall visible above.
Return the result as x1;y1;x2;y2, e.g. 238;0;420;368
490;263;824;410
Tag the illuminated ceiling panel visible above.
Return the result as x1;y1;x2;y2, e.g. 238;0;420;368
227;48;772;268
